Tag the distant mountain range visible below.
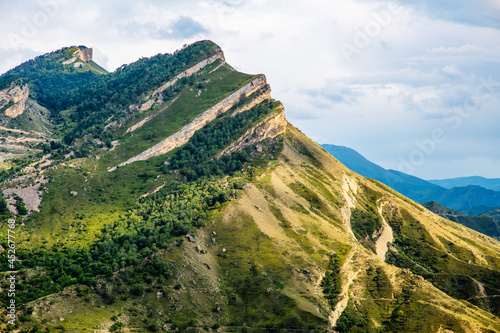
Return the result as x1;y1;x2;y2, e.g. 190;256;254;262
321;144;500;211
430;176;500;191
458;206;500;218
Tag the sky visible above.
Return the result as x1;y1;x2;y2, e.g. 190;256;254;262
1;0;499;180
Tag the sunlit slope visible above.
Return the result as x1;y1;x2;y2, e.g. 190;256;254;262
199;125;500;332
0;40;499;332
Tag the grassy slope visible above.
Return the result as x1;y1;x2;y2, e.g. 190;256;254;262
100;61;257;168
8;61;256;251
203;125;500;332
86;60;109;75
273;127;500;332
6;124;500;332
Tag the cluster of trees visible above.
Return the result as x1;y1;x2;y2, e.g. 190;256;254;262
13;195;27;216
0;177;239;304
321;253;342;310
38;140;64;154
0;193;7;213
0;74;19;90
350;207;382;253
4;48;101;112
336;307;368;332
169;99;279;180
37;137;111;159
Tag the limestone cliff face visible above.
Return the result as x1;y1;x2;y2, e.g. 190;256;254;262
139;99;155;112
218;105;287;157
111;75;267;170
230;85;271;117
75;48;92;62
62;47;93;65
132;52;226;112
0;83;29;118
148;53;225;98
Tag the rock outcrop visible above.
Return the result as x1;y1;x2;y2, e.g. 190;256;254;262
217;105;287;157
74;48;92;62
131;52;226;113
1;83;29;118
110;75;268;171
149;52;225;100
62;47;93;65
140;99;155;112
230;85;271;117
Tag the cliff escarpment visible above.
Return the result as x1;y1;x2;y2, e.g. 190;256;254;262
0;82;29;118
218;105;287;157
111;75;268;170
133;52;226;113
62;47;93;65
150;53;225;99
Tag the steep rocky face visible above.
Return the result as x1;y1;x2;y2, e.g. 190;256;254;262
218;105;287;156
0;83;29;118
62;47;93;65
112;75;268;170
75;47;92;62
230;84;272;117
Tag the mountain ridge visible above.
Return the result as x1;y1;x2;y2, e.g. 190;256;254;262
0;41;499;332
423;201;500;239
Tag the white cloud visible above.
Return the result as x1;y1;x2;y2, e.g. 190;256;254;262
428;44;484;54
441;65;461;77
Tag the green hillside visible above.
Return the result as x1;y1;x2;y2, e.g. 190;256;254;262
0;41;499;332
423;202;500;239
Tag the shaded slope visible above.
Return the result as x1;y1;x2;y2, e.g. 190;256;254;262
423;201;500;239
438;185;500;210
458;205;500;216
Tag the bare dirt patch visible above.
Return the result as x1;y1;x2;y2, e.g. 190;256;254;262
375;201;394;261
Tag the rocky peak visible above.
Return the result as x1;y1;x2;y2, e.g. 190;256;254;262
62;47;93;65
74;47;93;62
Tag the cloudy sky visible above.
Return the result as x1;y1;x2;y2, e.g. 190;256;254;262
1;0;499;179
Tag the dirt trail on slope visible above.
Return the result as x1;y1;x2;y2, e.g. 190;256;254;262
328;248;360;328
375;202;394;261
473;278;487;298
341;175;358;240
